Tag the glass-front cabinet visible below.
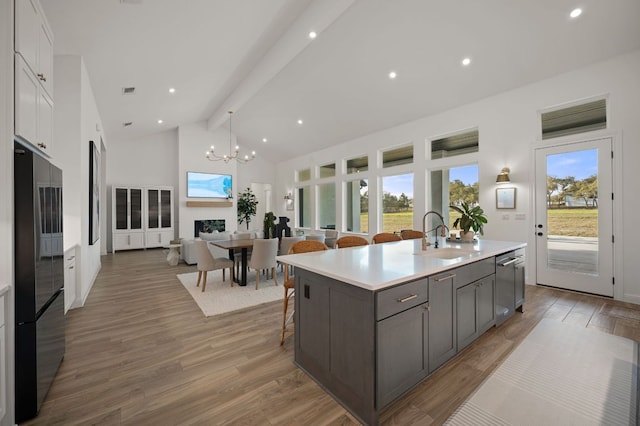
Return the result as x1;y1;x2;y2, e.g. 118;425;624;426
112;185;174;252
145;187;174;248
112;186;145;252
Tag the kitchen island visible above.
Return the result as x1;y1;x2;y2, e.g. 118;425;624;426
277;238;526;425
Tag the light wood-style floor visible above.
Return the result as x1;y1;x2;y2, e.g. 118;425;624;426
23;249;640;425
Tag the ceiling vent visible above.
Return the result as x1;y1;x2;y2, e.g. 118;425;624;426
122;87;136;95
123;122;133;127
541;99;607;140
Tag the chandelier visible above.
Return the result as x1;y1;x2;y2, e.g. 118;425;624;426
205;111;255;164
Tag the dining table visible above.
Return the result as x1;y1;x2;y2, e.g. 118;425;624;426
208;239;254;286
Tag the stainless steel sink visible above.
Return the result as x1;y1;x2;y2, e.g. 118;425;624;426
414;247;470;259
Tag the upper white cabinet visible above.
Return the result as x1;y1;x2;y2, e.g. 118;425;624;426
14;0;54;155
15;0;53;97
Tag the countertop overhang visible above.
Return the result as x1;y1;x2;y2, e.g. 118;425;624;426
277;239;526;291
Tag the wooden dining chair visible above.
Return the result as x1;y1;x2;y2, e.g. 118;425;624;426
372;232;402;244
248;238;279;290
335;235;369;248
400;229;424;240
194;240;234;292
281;240;328;345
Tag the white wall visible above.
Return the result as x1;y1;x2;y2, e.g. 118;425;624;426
53;55;106;308
0;0;15;423
177;121;238;237
106;129;179;250
276;50;640;304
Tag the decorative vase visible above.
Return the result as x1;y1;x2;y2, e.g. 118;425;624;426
460;231;475;241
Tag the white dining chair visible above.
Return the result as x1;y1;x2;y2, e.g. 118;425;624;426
194;240;234;292
248;238;279;290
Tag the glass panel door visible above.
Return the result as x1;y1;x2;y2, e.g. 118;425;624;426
160;189;171;228
535;138;613;296
130;189;142;230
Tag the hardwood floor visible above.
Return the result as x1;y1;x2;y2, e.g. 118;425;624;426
23;249;640;425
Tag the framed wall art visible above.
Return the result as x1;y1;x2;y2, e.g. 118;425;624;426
496;187;516;209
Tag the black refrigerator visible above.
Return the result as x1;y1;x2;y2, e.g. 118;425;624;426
14;141;65;423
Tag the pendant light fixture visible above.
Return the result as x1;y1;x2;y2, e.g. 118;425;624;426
205;111;255;164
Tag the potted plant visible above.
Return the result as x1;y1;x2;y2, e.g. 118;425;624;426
449;202;487;241
237;187;258;230
263;211;276;239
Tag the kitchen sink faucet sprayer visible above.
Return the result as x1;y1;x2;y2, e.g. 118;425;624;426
422;211;449;250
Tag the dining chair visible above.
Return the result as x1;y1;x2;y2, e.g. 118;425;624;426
305;234;326;243
335;235;369;248
248;238;279;290
281;240;328;345
230;232;254;277
400;229;425;240
194;240;234;292
278;236;305;271
372;232;402;244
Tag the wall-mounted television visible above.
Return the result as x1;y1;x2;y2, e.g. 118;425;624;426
186;171;232;198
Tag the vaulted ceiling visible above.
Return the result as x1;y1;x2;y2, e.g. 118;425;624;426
41;0;640;162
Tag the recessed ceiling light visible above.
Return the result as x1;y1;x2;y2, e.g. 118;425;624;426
570;8;582;18
309;31;317;39
388;71;397;79
462;57;471;66
262;138;268;143
168;87;176;93
157;119;163;124
297;119;303;125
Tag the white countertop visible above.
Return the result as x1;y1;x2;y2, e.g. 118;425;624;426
276;239;526;291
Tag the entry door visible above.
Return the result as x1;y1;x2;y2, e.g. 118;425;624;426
534;138;613;296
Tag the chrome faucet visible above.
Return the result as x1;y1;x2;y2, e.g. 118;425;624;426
422;211;449;250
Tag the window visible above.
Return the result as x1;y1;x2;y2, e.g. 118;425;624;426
431;130;479;159
317;183;336;229
382;145;413;168
298;186;311;227
346;178;368;233
541;99;606;140
298;168;311;182
346;156;368;174
319;163;336;178
381;173;413;233
430;165;479;232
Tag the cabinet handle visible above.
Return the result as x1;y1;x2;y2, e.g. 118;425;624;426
498;258;519;267
37;143;47;149
434;273;456;282
67;255;75;261
69;266;74;269
397;294;418;303
37;73;46;82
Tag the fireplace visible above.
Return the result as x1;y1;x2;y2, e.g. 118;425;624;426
194;219;225;237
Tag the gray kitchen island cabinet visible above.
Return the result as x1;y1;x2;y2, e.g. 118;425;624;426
280;239;526;425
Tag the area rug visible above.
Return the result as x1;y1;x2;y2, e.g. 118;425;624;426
177;271;284;317
445;318;638;425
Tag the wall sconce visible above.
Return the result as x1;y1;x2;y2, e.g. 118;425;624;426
284;192;294;210
496;167;511;184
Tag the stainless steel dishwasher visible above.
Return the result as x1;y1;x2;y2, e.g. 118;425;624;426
495;249;525;326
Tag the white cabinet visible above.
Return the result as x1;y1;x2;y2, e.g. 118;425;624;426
64;247;76;313
112;186;145;252
15;0;53;97
112;185;174;252
14;0;54;155
144;187;174;248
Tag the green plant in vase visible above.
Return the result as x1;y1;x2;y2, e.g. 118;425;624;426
263;211;276;239
449;202;487;241
237;187;258;230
